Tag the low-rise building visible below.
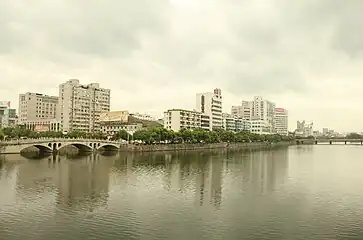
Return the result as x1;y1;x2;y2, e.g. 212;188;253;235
130;112;155;121
23;119;61;132
222;113;250;132
164;109;202;132
100;123;143;137
99;110;141;136
250;118;272;135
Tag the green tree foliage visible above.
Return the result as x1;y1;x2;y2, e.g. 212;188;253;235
132;127;293;144
0;128;4;140
0;126;107;140
111;130;129;141
346;132;362;139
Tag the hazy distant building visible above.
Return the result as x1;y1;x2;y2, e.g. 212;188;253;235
0;101;17;128
274;108;288;136
59;79;110;133
295;121;313;137
196;88;223;130
99;111;142;136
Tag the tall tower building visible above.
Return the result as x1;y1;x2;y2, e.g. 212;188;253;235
274;108;288;136
59;79;110;133
196;88;223;130
251;96;276;133
18;93;59;123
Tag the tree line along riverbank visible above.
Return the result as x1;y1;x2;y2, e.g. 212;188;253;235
0;126;295;143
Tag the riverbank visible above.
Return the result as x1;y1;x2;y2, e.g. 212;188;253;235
119;141;297;152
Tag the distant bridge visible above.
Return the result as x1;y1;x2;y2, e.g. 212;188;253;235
296;139;363;145
0;138;122;154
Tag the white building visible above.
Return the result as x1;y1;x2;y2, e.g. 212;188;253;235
274;108;288;136
59;79;110;133
222;113;250;132
164;109;202;132
196;88;223;130
100;123;142;137
18;93;59;123
231;101;252;120
0;101;17;128
250;118;272;135
251;96;276;133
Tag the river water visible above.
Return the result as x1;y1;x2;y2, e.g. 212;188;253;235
1;145;363;239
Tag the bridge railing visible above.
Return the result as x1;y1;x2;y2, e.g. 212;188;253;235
0;138;121;145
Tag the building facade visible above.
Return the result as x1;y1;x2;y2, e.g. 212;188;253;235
23;119;61;132
18;93;59;123
231;101;252;120
250;118;272;135
164;109;202;132
59;79;110;133
196;88;223;130
100;123;142;137
222;113;250;132
0;101;17;128
274;108;288;136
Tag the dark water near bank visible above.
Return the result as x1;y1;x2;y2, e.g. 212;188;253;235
1;146;363;239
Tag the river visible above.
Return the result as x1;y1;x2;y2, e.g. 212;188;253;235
1;145;363;239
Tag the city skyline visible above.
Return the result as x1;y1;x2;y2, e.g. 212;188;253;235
1;1;362;132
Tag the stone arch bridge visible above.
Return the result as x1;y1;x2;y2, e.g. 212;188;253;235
0;138;122;154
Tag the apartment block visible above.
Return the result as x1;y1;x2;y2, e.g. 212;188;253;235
59;79;110;133
231;101;252;120
196;88;223;130
274;108;288;136
222;113;250;132
18;93;59;123
164;109;202;132
250;118;271;135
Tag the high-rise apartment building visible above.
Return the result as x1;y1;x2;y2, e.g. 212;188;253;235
274;108;288;136
231;101;252;120
251;96;276;131
18;93;59;123
59;79;110;133
196;88;223;130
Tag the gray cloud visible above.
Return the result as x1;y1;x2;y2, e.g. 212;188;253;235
1;0;363;131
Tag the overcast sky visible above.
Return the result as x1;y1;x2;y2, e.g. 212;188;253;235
1;0;363;132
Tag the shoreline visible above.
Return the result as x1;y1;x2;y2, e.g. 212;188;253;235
119;141;298;152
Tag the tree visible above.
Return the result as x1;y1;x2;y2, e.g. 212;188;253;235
0;129;4;141
112;130;129;141
346;132;362;139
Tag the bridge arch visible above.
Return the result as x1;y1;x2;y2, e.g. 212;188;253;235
97;143;119;152
20;144;53;154
58;142;93;152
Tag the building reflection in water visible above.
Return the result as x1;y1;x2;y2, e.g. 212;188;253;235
225;148;289;194
15;153;113;212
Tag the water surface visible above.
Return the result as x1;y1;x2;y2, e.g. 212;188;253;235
1;146;363;239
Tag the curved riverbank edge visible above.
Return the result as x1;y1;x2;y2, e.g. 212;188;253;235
119;141;300;152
